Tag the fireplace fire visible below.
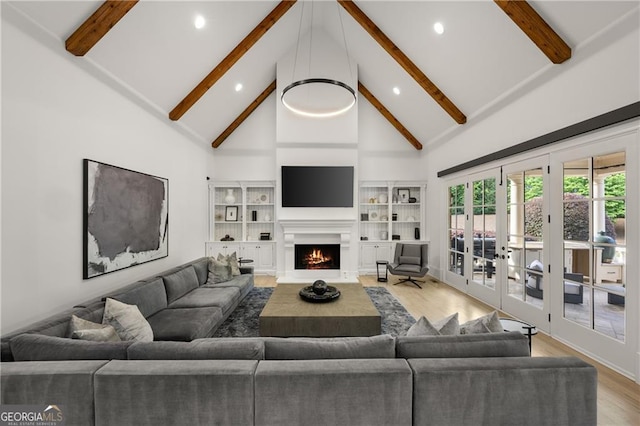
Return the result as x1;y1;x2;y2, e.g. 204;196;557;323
295;244;340;270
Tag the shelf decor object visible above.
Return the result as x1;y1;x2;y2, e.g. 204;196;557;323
397;188;410;203
224;188;236;204
83;159;168;279
225;206;238;221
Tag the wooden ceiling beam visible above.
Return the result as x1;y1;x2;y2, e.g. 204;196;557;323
212;80;277;148
171;0;296;121
494;0;571;64
65;1;138;56
338;0;466;125
358;82;422;150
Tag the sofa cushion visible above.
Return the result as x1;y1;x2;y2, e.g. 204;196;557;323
95;360;258;426
10;334;132;361
202;273;253;298
396;331;530;358
264;334;396;360
408;357;597;426
168;287;240;314
162;266;199;304
146;307;223;341
190;257;211;285
1;360;109;426
128;339;265;360
110;278;168;318
102;298;154;342
255;359;412;426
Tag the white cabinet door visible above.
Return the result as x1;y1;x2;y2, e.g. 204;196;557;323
360;243;392;273
256;244;274;270
205;242;241;258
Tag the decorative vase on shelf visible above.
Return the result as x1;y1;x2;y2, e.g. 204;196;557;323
224;189;236;204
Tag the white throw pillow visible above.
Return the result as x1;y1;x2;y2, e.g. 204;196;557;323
68;314;122;342
73;327;121;342
460;311;503;334
217;252;241;277
207;257;232;284
102;298;153;342
406;313;459;336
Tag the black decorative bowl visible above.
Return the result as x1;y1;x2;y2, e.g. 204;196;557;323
299;284;341;303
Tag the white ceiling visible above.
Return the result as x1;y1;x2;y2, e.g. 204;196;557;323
8;0;639;149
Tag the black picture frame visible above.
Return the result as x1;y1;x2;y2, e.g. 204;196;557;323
225;206;239;221
83;159;168;279
397;188;411;203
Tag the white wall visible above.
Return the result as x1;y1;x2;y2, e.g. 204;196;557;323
425;9;640;279
1;10;212;334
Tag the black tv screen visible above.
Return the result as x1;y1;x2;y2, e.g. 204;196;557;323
282;166;354;207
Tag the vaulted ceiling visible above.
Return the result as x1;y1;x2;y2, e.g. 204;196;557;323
9;0;638;150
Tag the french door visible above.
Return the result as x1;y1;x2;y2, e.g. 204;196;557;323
500;158;550;331
445;158;550;329
466;170;502;308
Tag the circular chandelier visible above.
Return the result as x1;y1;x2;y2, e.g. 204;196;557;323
281;78;356;118
281;1;356;118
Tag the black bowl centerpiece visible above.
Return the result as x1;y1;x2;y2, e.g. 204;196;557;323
312;279;328;295
299;280;340;303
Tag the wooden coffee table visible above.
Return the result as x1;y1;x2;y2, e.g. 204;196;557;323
259;284;381;337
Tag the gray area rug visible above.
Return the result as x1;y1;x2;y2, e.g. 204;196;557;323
213;287;416;337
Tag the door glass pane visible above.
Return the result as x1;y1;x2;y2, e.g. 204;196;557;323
507;169;543;309
472;178;496;289
448;184;465;275
563;151;625;341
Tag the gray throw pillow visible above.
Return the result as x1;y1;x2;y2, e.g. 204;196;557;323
102;298;153;342
208;257;232;283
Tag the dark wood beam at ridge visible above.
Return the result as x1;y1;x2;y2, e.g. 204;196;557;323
212;80;277;148
358;82;422;150
65;1;138;56
170;1;296;121
338;0;466;125
494;0;571;64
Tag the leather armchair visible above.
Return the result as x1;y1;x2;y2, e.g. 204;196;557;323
387;243;429;288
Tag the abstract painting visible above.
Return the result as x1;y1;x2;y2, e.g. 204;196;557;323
84;159;168;279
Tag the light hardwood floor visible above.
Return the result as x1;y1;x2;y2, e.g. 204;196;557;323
254;274;640;425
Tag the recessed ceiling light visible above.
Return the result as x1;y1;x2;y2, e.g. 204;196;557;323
235;83;243;92
194;15;205;29
434;22;444;35
393;87;400;95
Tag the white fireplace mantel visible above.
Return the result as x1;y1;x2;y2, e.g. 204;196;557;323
278;219;358;283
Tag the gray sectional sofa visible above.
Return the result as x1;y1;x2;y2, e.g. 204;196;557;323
1;334;597;425
0;258;598;425
1;257;254;362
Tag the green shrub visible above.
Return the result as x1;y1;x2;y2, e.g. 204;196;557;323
524;193;616;241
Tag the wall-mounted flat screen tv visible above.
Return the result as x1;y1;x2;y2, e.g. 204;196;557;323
281;166;354;208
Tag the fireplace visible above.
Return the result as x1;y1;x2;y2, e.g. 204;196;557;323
278;220;356;283
295;244;340;270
